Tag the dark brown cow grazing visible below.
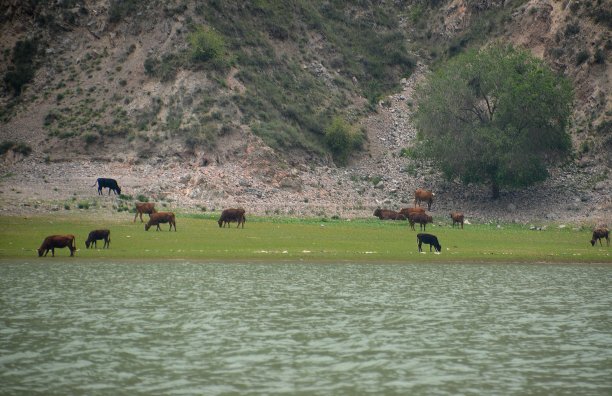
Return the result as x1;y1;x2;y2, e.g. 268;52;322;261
134;202;157;222
408;212;433;231
450;211;464;229
399;207;426;218
590;228;609;247
414;188;435;210
38;235;76;257
85;229;110;249
373;208;406;220
145;212;176;231
218;208;246;228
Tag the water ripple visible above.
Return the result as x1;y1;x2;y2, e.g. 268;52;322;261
1;261;611;395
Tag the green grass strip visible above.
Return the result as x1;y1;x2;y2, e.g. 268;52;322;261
0;214;609;263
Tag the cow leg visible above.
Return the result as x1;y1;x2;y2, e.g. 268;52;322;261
418;240;422;252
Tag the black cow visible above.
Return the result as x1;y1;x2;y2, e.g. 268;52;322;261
417;233;441;253
92;178;121;195
85;229;111;249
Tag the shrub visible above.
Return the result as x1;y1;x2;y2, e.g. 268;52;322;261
3;38;38;96
324;117;363;166
0;141;32;156
136;194;149;202
189;26;225;63
575;50;589;65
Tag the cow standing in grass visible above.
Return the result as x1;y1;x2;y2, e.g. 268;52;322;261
92;178;121;195
218;208;246;228
134;202;157;222
417;233;441;253
38;235;76;257
450;211;464;229
145;212;177;231
408;212;433;231
591;227;609;247
85;229;111;249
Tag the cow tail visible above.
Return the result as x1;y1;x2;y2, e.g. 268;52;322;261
91;180;98;187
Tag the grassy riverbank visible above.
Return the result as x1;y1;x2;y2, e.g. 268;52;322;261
0;213;609;263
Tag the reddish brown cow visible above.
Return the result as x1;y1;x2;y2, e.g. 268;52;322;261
408;212;433;231
145;212;176;231
414;188;435;210
373;208;407;220
38;234;76;257
590;228;609;247
399;207;426;218
218;208;246;228
85;229;110;249
134;202;157;223
450;211;464;229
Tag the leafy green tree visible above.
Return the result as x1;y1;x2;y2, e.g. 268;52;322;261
414;44;573;198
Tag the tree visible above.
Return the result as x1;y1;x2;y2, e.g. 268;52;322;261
413;45;573;199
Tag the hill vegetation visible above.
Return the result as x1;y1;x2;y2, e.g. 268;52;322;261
0;0;609;223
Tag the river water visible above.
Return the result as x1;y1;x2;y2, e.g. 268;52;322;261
1;261;610;395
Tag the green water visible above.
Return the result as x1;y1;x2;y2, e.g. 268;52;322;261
1;261;611;395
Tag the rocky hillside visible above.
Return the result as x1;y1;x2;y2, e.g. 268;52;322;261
0;0;610;225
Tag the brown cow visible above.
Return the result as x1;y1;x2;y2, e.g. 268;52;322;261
408;212;433;231
414;188;435;210
373;208;406;220
450;211;464;229
145;212;176;231
38;235;76;257
85;229;110;249
218;208;246;228
399;207;426;218
134;202;157;223
590;228;609;247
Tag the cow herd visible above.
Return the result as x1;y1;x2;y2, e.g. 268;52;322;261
35;181;609;257
36;178;248;257
374;188;609;253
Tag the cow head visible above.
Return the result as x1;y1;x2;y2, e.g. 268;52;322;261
591;239;596;246
218;219;223;228
145;223;151;231
37;248;44;257
373;208;381;217
116;186;122;195
85;240;91;248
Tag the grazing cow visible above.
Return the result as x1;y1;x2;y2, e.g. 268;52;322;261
399;207;426;218
38;234;76;257
450;211;464;229
417;233;442;253
373;208;406;220
408;212;433;231
134;202;157;223
92;178;121;195
85;229;110;249
414;188;435;210
590;228;610;247
145;212;176;231
218;208;246;228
